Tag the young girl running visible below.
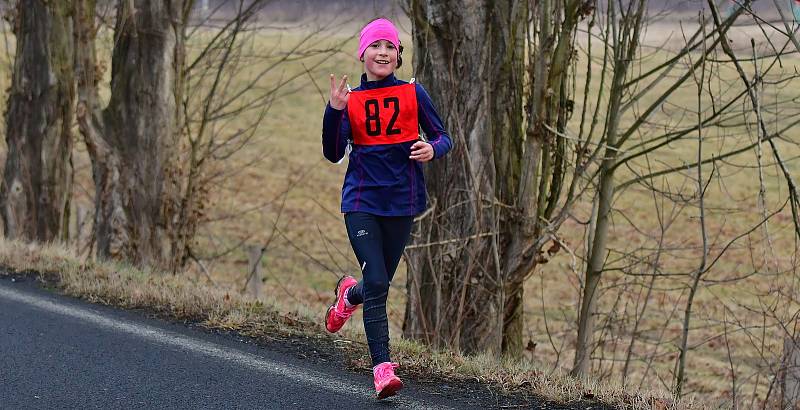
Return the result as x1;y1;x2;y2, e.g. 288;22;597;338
321;18;452;399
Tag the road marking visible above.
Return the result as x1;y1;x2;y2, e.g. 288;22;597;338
0;283;451;410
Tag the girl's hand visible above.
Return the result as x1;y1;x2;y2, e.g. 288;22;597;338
329;74;350;110
410;141;434;162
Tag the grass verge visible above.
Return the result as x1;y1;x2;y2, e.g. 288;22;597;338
0;238;705;409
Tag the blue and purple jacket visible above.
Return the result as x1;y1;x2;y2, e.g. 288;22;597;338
322;73;452;216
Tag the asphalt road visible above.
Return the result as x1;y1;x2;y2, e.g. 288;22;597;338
0;275;557;410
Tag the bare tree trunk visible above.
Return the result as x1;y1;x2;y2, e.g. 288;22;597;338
502;284;525;356
494;0;530;359
675;23;709;395
403;0;505;355
573;168;614;377
75;0;190;268
572;0;646;377
1;0;75;242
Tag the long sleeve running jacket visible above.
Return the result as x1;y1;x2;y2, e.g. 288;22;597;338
322;73;452;216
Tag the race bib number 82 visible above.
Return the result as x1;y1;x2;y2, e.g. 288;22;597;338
347;84;419;145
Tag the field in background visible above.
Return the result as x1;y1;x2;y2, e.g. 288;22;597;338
0;10;799;406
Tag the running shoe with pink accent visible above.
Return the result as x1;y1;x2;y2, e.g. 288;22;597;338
325;275;359;333
373;362;403;399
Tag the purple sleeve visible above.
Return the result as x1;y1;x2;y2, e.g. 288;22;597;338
322;102;351;163
415;83;452;159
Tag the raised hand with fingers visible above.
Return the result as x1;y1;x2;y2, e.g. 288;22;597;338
409;141;434;162
329;74;350;110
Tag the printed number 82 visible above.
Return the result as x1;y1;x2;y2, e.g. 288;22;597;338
365;97;401;137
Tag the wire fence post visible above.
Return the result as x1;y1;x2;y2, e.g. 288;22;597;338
780;337;800;408
246;245;264;299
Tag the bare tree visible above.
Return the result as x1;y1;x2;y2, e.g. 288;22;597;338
177;0;347;272
403;0;590;357
74;0;193;268
675;14;711;395
545;1;800;403
567;0;776;378
73;0;345;272
1;0;75;242
572;0;648;376
699;2;800;405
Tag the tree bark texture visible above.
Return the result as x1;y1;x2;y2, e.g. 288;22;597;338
1;0;75;242
404;0;504;355
404;0;581;357
75;0;188;268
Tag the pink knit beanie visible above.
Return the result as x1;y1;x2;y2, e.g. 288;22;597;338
357;18;400;59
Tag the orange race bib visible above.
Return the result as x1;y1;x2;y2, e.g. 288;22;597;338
347;84;419;145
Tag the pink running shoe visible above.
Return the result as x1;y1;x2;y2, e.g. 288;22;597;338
373;362;403;399
324;276;358;333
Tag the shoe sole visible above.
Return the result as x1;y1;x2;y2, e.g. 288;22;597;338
376;379;403;400
324;305;335;333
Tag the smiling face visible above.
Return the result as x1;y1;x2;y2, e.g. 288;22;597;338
362;39;398;81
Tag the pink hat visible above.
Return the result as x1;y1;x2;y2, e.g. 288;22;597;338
358;18;400;59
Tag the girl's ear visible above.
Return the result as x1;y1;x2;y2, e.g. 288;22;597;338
397;44;404;69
